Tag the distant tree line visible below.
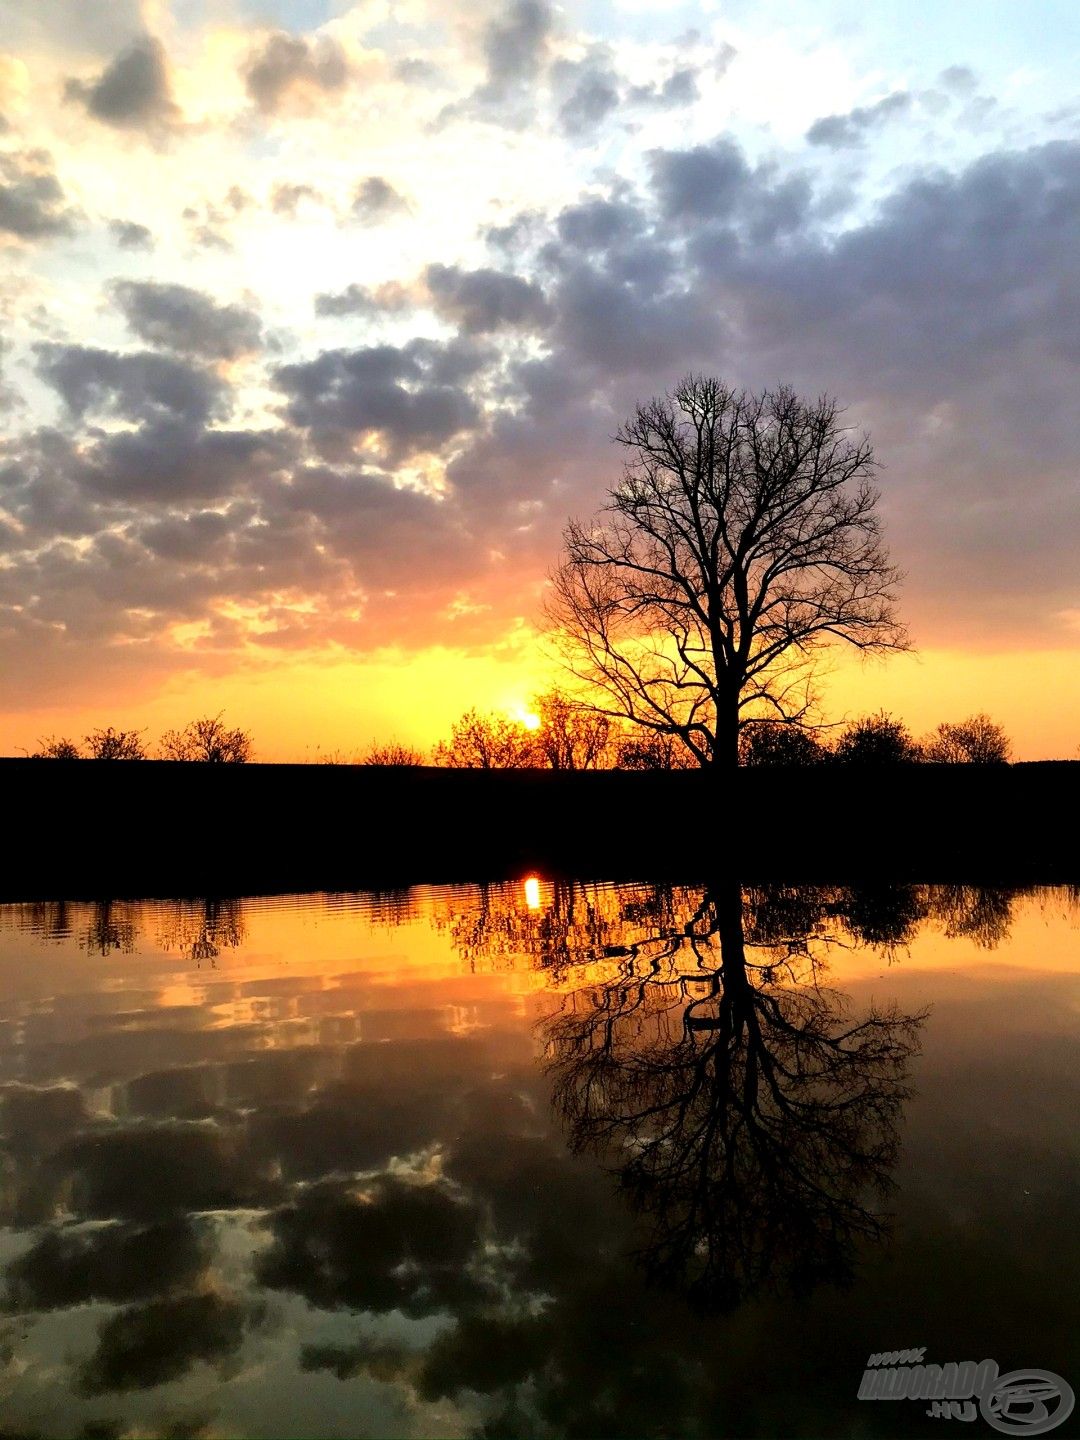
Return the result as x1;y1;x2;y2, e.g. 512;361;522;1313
31;713;253;763
368;696;1013;770
26;698;1013;769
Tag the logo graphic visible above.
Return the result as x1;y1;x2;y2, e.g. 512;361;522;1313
857;1350;1074;1434
981;1370;1075;1436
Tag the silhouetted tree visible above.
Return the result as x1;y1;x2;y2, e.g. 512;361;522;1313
432;709;537;768
833;711;919;765
739;720;825;767
361;741;426;766
30;735;82;759
159;713;252;763
923;713;1011;764
84;727;146;760
531;689;612;770
546;377;907;769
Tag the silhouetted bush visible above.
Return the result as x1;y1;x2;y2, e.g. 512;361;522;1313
159;714;252;763
739;722;825;767
833;711;919;765
84;727;147;760
922;713;1011;764
615;733;695;770
361;741;425;766
31;735;82;759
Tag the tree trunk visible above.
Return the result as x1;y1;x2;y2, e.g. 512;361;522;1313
712;698;741;771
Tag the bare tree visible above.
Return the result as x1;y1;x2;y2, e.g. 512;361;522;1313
159;713;253;763
530;689;613;769
31;735;82;759
361;740;426;766
923;713;1010;765
431;708;537;768
546;376;907;769
84;727;146;760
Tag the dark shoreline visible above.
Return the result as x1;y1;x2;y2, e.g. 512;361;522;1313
3;756;1077;900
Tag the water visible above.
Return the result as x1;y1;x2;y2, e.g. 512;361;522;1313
0;881;1077;1438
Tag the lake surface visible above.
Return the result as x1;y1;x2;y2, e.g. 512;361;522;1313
0;880;1077;1439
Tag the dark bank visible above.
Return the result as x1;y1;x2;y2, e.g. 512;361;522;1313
5;756;1078;899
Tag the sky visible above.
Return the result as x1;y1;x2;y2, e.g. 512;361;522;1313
0;0;1078;760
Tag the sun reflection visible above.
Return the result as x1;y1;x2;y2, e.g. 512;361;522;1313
524;876;542;911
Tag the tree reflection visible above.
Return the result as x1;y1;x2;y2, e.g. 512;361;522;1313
155;897;246;964
540;879;928;1311
81;899;139;956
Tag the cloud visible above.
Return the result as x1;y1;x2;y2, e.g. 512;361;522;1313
0;149;77;239
3;1218;211;1311
806;91;913;148
314;281;414;318
108;217;153;250
481;0;555;95
64;35;179;132
442;0;557;127
257;1174;492;1317
269;181;324;217
274;340;481;457
36;344;225;426
110;280;263;361
351;175;410;223
424;263;551;334
78;1291;252;1394
627;65;701;111
551;50;621;137
243;30;350;114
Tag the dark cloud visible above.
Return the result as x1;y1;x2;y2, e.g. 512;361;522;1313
88;421;289;502
649;135;752;220
351;175;410;223
64;36;179;132
481;0;555;94
314;281;413;318
424;263;550;334
244;30;350;114
806;91;913;148
269;181;324;216
273;340;481;457
441;0;556;127
648;136;811;240
78;1291;252;1395
555;196;645;252
0;149;77;239
551;50;621;137
35;344;224;426
939;65;978;95
110;281;263;361
627;65;701;110
257;1174;492;1317
3;1218;210;1311
58;1123;280;1221
108;217;153;250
